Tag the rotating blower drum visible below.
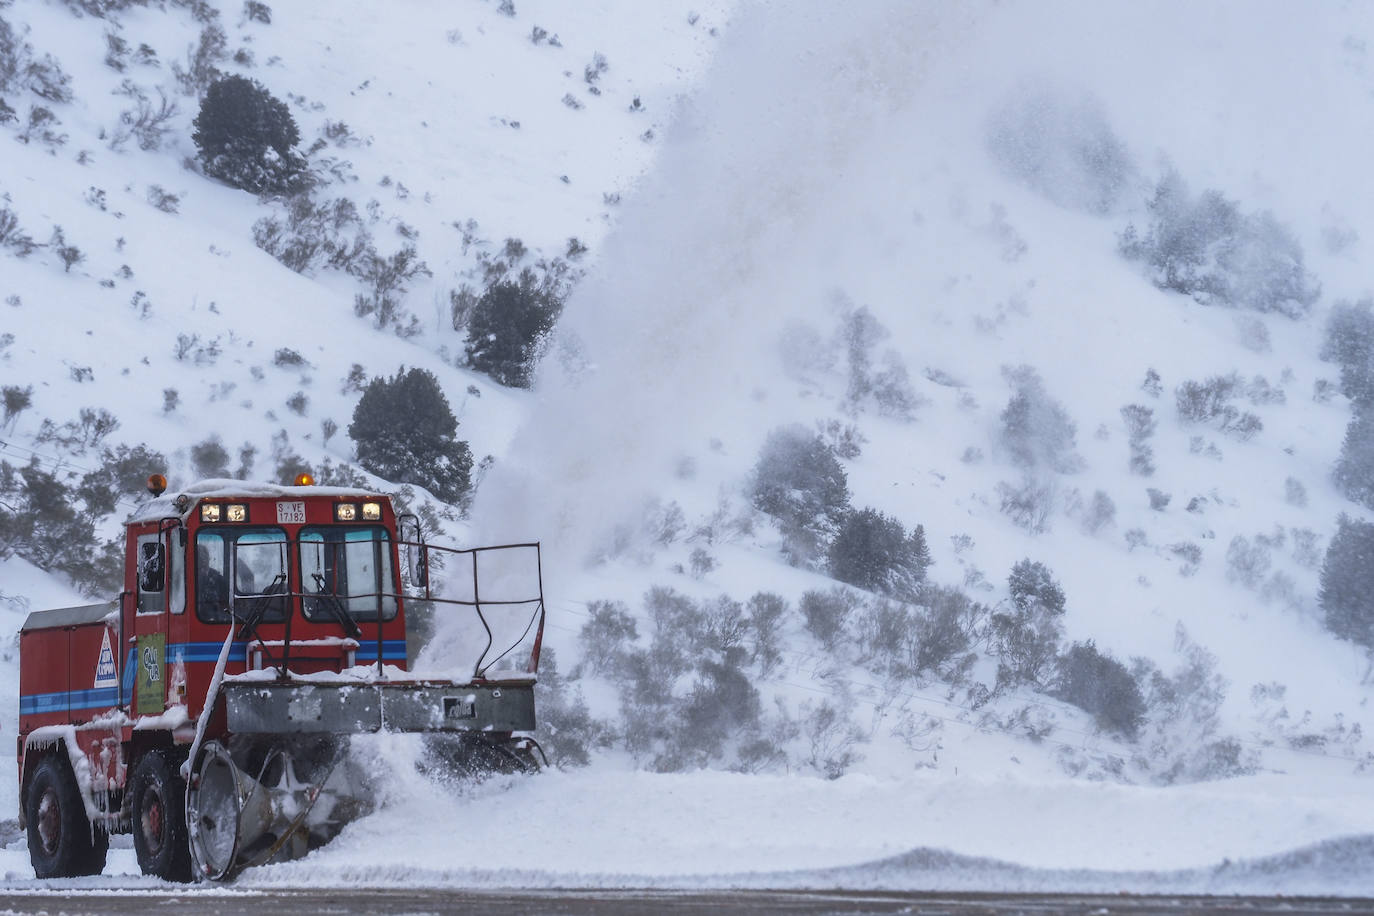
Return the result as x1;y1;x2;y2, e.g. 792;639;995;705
186;739;370;880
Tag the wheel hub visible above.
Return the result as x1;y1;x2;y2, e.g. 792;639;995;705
141;787;165;855
36;790;59;855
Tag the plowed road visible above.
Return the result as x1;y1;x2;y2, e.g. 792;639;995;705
0;889;1368;914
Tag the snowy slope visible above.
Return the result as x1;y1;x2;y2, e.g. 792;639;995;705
2;0;1374;892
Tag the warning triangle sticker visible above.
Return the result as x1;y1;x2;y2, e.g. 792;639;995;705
94;628;117;688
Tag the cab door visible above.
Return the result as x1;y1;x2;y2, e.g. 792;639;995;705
129;522;172;717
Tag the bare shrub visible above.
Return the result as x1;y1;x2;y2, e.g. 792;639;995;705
801;700;864;779
798;587;862;651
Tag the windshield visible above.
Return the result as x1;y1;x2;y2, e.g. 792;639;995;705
299;526;398;622
196;529;289;624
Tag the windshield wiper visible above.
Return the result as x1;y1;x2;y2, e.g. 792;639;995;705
236;573;287;642
310;572;363;639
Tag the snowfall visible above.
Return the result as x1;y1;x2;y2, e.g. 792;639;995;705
1;0;1374;898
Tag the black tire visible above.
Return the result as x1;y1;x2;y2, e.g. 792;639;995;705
129;750;193;882
25;756;105;878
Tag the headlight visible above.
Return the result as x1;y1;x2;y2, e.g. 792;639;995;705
200;504;221;523
335;503;357;522
362;502;381;521
226;504;248;523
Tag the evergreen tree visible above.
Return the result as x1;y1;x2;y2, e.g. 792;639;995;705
1320;514;1374;649
1008;558;1066;615
1053;640;1146;738
750;425;849;561
1334;408;1374;511
464;268;563;388
347;367;473;503
827;508;929;598
1321;298;1374;406
192;75;306;194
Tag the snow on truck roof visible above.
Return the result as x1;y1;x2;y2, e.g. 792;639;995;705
125;478;389;524
22;601;119;632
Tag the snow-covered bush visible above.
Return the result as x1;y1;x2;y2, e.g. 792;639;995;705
243;1;272;25
253;195;369;274
827;508;930;598
347;366;473;504
997;476;1055;534
532;648;611;768
0;205;37;256
839;305;921;420
174;23;227;96
986;85;1133;215
1225;535;1271;589
1053;641;1145;738
909;583;983;680
1320;514;1374;650
193;75;306;195
1000;365;1079;473
1080;490;1116;535
1133;628;1253;783
798;587;861;651
801;700;864;779
1119;170;1320;317
190;435;230;479
746;592;787;677
1;384;32;431
603;587;769;772
990;560;1066;689
1120;404;1156;476
1169;542;1202;577
353;245;427;338
750;425;850;563
1175;373;1263;440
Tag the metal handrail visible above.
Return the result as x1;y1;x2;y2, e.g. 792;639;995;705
214;534;544;682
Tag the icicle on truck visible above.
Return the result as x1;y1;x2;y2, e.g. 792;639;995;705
17;476;546;881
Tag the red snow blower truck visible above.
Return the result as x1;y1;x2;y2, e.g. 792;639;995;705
17;475;545;881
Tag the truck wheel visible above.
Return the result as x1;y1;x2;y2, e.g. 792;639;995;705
130;750;193;882
25;756;105;878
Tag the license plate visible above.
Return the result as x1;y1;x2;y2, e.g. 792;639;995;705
277;501;306;524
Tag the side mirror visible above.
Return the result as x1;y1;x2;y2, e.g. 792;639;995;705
397;514;429;590
139;542;165;592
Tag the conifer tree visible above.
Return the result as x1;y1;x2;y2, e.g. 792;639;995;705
347;367;473;503
827;508;929;598
1334;408;1374;511
464;269;563;388
1320;514;1374;649
192;75;306;194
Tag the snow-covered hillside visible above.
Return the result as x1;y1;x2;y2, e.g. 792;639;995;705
2;0;1374;892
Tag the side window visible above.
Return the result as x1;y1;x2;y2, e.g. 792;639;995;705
167;533;186;615
195;532;230;622
136;534;166;614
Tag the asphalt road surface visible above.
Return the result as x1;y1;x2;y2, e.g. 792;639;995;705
0;889;1369;915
